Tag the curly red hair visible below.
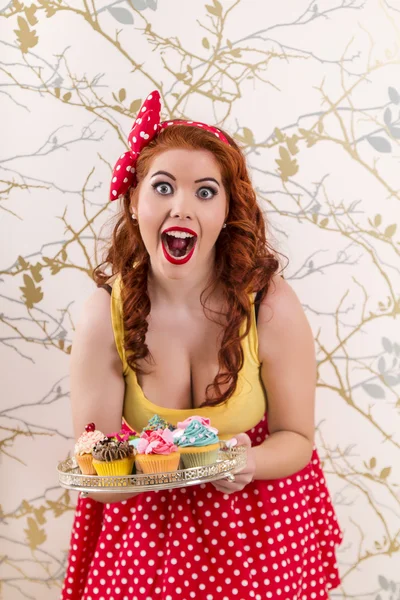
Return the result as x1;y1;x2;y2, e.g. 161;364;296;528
94;125;282;407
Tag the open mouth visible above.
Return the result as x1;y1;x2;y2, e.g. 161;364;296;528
161;231;197;260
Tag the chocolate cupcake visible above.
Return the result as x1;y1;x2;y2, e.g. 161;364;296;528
92;438;134;476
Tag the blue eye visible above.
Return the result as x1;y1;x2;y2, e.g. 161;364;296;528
153;182;173;195
197;187;217;200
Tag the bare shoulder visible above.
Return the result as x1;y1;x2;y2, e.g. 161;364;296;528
72;286;121;383
258;274;306;328
77;287;114;343
257;274;315;363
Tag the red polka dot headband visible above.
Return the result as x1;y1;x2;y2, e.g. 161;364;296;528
109;90;230;202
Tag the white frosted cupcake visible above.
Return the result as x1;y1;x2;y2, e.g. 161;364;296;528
74;423;106;475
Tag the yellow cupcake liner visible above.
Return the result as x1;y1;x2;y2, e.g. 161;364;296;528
75;453;96;475
135;452;180;474
92;456;134;476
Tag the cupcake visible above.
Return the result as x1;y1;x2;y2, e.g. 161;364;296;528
135;428;180;474
92;439;135;476
176;416;218;433
108;423;140;448
173;418;220;468
74;423;107;475
142;414;174;433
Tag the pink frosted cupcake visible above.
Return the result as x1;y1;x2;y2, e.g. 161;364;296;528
135;429;180;474
108;422;140;448
74;423;106;475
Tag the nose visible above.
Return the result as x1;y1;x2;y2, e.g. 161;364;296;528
169;191;194;221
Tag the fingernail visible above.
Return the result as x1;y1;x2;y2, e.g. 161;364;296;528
225;438;238;449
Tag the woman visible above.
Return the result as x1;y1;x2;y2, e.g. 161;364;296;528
61;91;342;600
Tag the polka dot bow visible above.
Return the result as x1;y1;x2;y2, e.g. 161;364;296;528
109;90;230;202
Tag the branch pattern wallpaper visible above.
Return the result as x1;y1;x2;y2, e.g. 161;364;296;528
1;0;399;598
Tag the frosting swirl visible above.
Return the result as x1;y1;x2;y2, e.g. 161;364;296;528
74;429;106;456
176;416;218;434
174;420;219;448
107;421;139;442
108;429;139;443
143;414;174;432
92;440;134;462
137;429;178;455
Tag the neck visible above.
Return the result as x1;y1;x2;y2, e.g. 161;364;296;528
147;258;220;311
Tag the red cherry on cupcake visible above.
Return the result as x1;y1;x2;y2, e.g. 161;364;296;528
85;422;95;432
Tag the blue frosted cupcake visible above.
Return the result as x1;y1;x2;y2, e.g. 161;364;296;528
142;414;174;433
173;418;220;468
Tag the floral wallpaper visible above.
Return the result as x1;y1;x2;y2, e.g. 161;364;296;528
1;0;399;598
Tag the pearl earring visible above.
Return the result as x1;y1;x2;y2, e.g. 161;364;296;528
222;223;227;229
131;213;137;220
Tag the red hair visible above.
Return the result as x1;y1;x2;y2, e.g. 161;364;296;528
94;125;282;407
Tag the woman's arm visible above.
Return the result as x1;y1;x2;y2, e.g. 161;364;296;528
212;275;316;494
70;287;140;503
252;275;316;479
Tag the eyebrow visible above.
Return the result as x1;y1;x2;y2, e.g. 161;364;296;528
150;171;220;187
195;177;220;187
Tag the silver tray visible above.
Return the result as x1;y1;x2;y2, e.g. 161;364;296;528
57;446;247;494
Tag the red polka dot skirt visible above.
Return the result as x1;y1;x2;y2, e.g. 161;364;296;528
61;416;342;600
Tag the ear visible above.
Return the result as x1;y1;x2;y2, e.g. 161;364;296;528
224;193;230;221
129;187;138;212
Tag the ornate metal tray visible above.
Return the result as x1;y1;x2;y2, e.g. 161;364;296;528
57;446;247;495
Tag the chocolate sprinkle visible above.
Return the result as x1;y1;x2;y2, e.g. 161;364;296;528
92;440;133;462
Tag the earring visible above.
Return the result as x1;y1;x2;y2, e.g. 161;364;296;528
131;213;137;220
222;223;227;229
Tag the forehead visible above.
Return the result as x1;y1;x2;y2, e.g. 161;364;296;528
147;148;222;179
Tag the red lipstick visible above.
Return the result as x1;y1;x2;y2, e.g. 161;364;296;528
162;226;197;236
161;226;198;265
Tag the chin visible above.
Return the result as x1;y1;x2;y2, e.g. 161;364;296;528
160;260;196;279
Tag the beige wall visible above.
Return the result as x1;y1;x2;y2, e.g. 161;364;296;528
1;0;399;598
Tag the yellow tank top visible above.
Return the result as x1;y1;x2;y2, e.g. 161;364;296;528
110;275;266;440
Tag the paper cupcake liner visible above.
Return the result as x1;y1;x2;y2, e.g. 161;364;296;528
92;456;134;476
179;445;220;468
135;452;180;474
75;453;96;475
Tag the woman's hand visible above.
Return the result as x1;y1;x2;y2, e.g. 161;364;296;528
84;491;142;504
211;433;256;494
